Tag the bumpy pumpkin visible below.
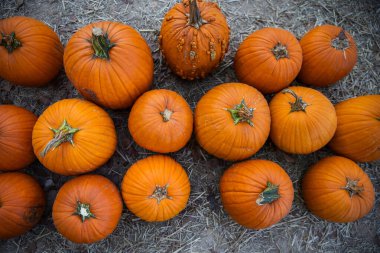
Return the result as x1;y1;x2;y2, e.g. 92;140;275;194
195;83;270;161
64;21;153;109
121;155;190;222
0;105;37;171
159;0;230;80
270;86;337;154
220;160;294;229
235;27;302;94
329;95;380;162
0;172;45;239
128;89;193;153
302;156;374;223
32;98;117;175
0;16;63;86
298;25;357;87
53;175;122;243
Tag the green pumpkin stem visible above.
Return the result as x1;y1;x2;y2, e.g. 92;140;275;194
73;201;96;222
227;99;255;126
342;177;364;198
256;182;280;205
0;32;22;53
149;184;172;204
272;42;288;60
160;109;173;122
282;88;310;112
91;27;115;59
187;0;208;29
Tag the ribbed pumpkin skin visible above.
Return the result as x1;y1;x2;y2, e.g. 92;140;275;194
302;156;374;223
159;0;230;80
64;21;154;109
234;27;303;94
121;155;190;222
0;16;63;86
128;89;193;153
195;83;271;161
298;25;357;87
32;99;117;175
53;175;122;243
0;105;37;171
329;95;380;162
220;160;294;229
0;172;45;239
270;86;337;154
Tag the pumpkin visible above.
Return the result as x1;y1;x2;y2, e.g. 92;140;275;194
302;156;375;223
121;155;190;222
0;172;45;239
270;86;337;154
220;160;294;229
194;83;270;161
128;89;193;153
64;21;153;109
0;16;63;87
32;98;117;175
234;27;302;94
298;25;357;87
329;95;380;162
53;174;122;243
159;0;230;80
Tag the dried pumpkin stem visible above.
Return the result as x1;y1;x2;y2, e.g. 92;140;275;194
227;99;255;126
342;177;364;198
91;27;115;59
256;182;280;205
331;29;349;50
149;184;172;204
187;0;208;29
73;200;96;223
272;42;288;60
160;108;173;122
0;32;22;53
282;88;310;112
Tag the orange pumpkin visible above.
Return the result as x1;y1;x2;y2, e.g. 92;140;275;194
235;27;302;94
220;160;294;229
64;21;153;109
194;83;270;161
32;98;117;175
298;25;357;87
0;105;37;171
0;16;63;87
302;156;375;223
329;95;380;162
0;172;45;239
270;86;337;154
121;155;190;222
128;89;193;153
53;174;122;243
159;0;230;80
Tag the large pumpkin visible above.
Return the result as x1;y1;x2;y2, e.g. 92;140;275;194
159;0;230;80
270;86;337;154
128;89;193;153
32;98;117;175
0;105;37;171
121;155;190;222
64;21;153;109
0;16;63;86
195;83;271;161
302;156;375;223
0;172;45;239
53;175;122;243
298;25;357;87
235;27;302;94
220;160;294;229
329;95;380;162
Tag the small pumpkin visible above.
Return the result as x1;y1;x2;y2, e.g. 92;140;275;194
235;27;303;94
194;83;270;161
298;25;357;87
302;156;375;223
329;95;380;162
121;155;190;222
64;21;154;109
128;89;193;153
32;98;117;175
220;160;294;229
53;175;122;243
270;86;337;154
0;16;63;87
159;0;230;80
0;172;45;239
0;105;37;171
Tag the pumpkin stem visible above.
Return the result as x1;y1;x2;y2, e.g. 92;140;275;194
149;184;172;204
187;0;208;29
256;182;280;206
160;108;173;122
73;201;96;222
282;88;310;112
0;32;22;53
342;177;364;198
227;99;255;126
41;119;80;157
272;42;288;60
331;29;349;50
91;27;115;59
